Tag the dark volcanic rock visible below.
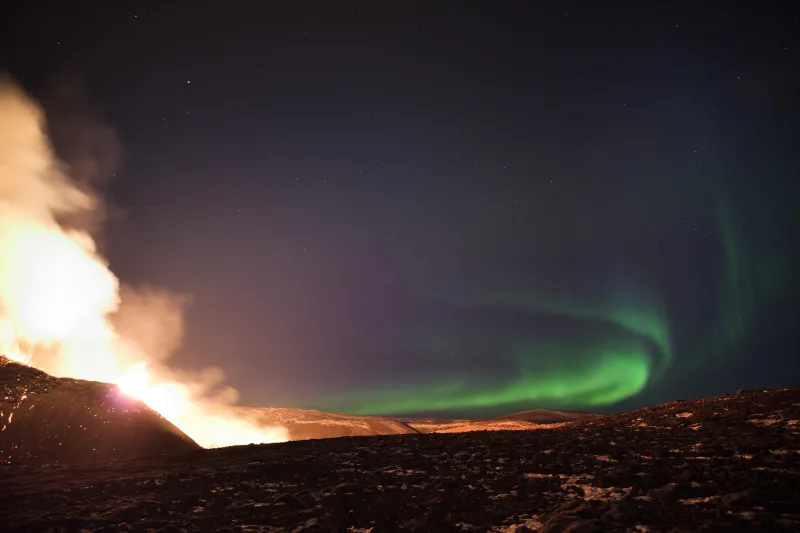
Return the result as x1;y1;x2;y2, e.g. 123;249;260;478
1;387;799;532
0;357;200;464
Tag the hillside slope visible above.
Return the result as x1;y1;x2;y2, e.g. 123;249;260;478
239;407;596;440
0;357;200;464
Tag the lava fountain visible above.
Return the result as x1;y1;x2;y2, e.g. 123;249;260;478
0;77;287;448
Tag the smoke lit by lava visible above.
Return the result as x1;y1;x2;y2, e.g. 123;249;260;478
0;76;287;448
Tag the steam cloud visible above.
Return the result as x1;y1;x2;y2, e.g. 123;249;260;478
0;75;287;447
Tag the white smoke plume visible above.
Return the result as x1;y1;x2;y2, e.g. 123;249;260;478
0;75;287;447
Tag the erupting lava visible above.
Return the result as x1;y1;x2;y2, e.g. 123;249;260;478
0;78;287;448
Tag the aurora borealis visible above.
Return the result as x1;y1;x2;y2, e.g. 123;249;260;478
2;3;797;418
314;195;778;416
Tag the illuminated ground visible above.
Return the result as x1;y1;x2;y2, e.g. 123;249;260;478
238;407;599;441
1;388;798;532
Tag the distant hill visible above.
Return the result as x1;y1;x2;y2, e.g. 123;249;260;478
240;407;601;440
398;410;600;434
405;418;557;433
0;356;200;464
492;408;601;424
237;407;420;440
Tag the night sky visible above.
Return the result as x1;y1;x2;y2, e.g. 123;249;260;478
2;2;798;417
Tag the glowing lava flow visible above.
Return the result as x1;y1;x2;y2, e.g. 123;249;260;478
0;78;287;449
116;363;186;421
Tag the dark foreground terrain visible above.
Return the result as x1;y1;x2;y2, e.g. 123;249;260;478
1;388;799;532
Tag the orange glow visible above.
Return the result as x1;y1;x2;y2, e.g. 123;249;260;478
0;79;287;448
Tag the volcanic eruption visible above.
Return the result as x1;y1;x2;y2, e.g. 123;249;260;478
0;76;287;448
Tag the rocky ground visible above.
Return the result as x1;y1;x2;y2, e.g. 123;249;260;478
1;387;798;532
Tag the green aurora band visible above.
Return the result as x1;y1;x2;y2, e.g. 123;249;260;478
316;193;776;416
324;339;652;415
319;299;662;415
